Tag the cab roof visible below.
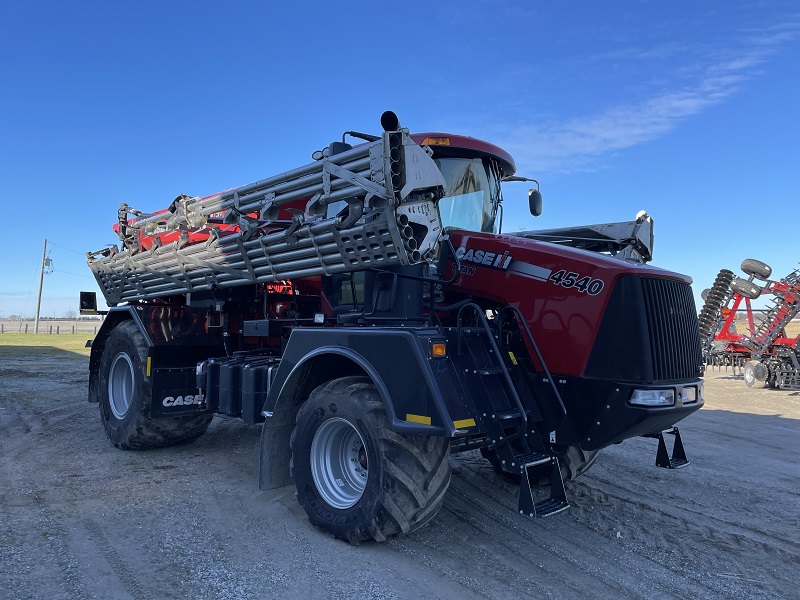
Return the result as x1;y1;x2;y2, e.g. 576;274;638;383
410;133;516;179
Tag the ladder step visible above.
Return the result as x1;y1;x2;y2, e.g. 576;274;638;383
518;456;570;518
533;497;570;518
514;451;550;468
460;328;487;337
478;367;503;376
644;427;690;469
495;409;523;420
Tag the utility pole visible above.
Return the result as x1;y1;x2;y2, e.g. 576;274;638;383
34;239;47;334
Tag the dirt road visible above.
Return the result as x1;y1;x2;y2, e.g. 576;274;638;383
1;344;798;599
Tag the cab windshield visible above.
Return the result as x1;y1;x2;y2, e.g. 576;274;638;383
436;157;502;233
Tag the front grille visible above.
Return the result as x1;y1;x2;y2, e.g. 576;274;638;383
641;278;702;381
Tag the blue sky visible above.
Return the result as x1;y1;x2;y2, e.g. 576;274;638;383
1;0;798;318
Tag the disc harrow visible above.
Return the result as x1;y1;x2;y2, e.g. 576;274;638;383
700;259;800;389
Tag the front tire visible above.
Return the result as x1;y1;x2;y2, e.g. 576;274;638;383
290;376;451;544
480;444;598;484
98;320;212;450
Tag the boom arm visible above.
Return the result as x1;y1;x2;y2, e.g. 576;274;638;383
514;211;654;264
88;113;446;305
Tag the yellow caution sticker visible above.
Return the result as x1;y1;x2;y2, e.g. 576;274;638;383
453;418;476;429
508;351;518;365
146;356;152;377
406;414;432;425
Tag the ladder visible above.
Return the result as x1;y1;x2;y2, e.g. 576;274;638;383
452;304;569;517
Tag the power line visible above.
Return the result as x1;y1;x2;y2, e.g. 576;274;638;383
52;269;93;279
47;241;85;255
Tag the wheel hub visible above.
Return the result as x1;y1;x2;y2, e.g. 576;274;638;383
310;417;368;509
108;352;134;419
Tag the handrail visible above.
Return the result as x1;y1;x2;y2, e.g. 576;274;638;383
496;305;567;427
456;303;528;444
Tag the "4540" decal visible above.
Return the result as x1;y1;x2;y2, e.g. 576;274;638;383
549;270;604;295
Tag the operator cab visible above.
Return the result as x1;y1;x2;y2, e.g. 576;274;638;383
323;132;538;235
434;156;503;234
411;134;540;235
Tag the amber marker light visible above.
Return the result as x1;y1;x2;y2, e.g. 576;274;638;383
420;137;451;146
431;342;447;358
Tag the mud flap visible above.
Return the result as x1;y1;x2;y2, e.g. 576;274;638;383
518;455;570;518
643;427;689;469
258;405;297;490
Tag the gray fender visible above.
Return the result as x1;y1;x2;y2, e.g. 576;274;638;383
88;307;151;403
258;345;449;491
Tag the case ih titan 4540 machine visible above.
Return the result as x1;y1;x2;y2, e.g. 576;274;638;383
83;112;703;543
699;259;800;389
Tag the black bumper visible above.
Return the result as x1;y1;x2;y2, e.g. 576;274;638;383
579;379;704;450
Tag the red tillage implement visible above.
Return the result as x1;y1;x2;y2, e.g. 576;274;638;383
700;259;800;388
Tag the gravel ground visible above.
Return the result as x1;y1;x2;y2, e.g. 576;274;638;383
1;345;798;600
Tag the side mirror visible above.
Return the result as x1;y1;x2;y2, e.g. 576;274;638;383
79;291;98;315
528;189;542;217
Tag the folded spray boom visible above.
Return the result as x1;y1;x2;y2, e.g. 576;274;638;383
87;112;446;305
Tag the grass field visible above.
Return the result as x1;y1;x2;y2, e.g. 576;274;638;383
784;321;799;337
0;333;92;357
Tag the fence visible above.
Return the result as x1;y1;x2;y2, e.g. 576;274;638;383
0;320;102;335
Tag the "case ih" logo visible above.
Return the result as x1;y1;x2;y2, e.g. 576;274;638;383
455;246;512;270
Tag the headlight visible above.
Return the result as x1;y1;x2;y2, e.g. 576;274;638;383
630;389;675;407
682;387;697;404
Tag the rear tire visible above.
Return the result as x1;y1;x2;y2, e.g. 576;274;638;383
98;320;212;450
290;376;451;544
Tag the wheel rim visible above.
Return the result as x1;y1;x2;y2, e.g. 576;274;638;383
108;352;135;419
744;364;756;387
310;417;368;509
